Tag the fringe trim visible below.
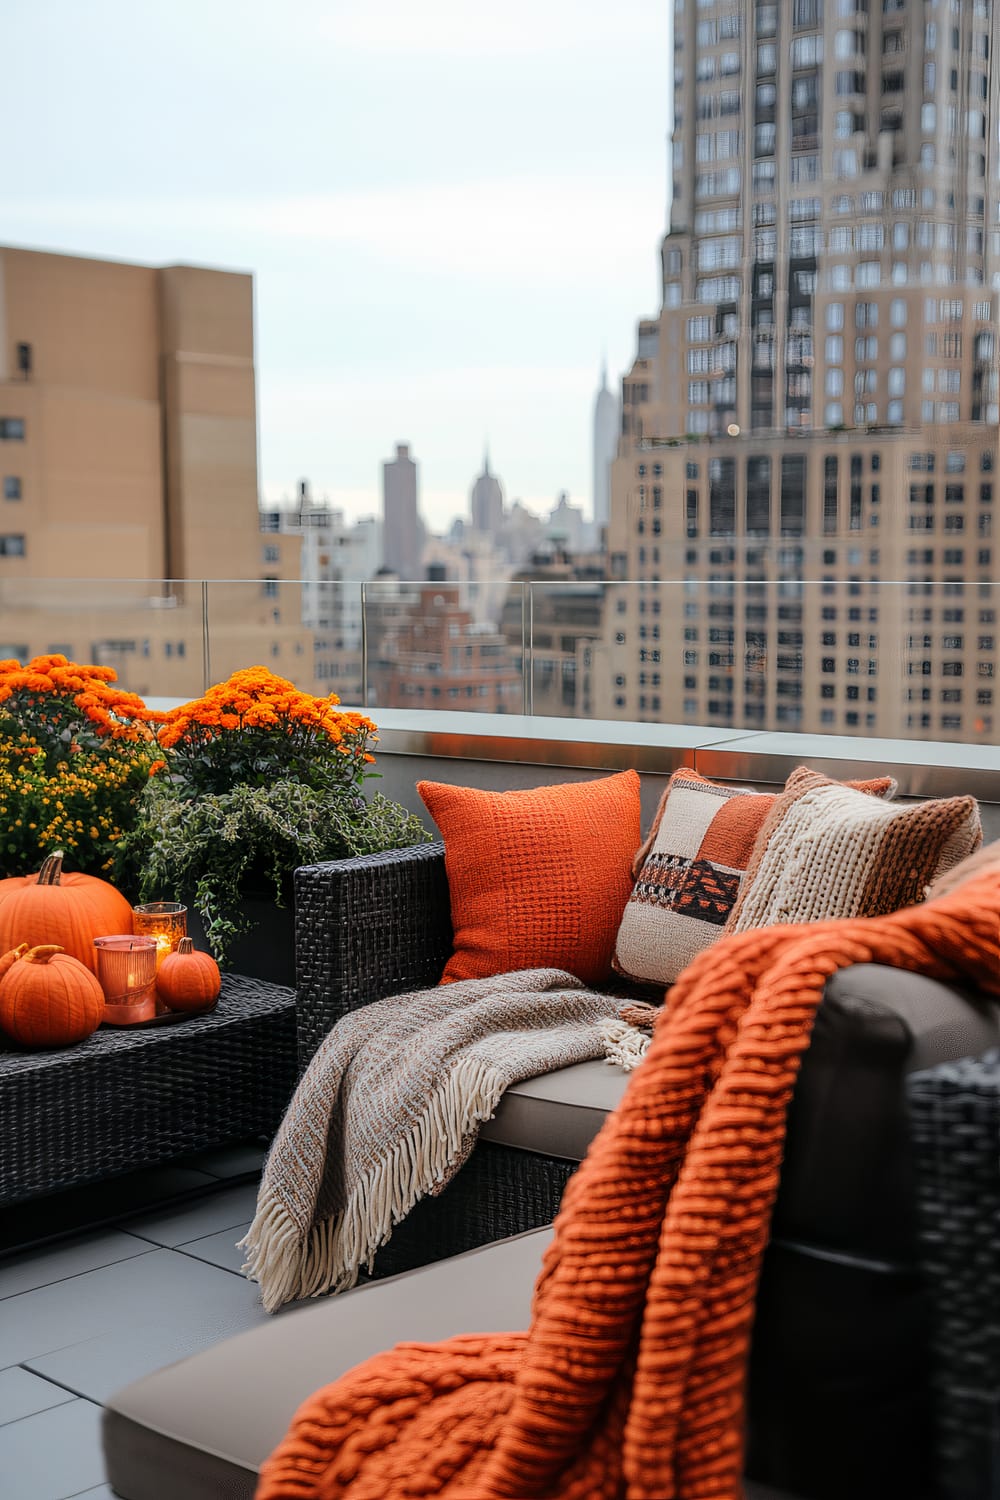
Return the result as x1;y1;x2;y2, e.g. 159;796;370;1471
239;1056;509;1314
599;1017;650;1073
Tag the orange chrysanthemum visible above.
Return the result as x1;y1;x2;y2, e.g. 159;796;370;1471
151;666;379;797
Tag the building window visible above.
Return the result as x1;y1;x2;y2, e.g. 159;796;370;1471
780;455;806;536
709;458;736;535
262;577;279;598
824;456;839;532
2;477;21;500
0;420;25;441
746;456;771;535
0;535;25;556
686;488;699;538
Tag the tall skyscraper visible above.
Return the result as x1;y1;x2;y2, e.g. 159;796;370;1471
381;442;424;580
470;449;505;536
605;0;999;743
592;361;619;533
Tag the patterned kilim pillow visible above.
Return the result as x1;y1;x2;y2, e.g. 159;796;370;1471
612;769;779;988
725;766;982;935
613;766;898;989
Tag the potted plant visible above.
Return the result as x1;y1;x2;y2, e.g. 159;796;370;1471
117;667;429;984
0;655;158;878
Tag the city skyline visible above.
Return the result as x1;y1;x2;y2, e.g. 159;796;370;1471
606;0;1000;744
5;0;672;532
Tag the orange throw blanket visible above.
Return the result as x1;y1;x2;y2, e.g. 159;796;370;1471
258;874;1000;1500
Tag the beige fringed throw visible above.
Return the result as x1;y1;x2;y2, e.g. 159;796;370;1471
240;968;634;1313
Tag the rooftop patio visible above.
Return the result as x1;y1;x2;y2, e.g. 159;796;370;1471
2;711;999;1499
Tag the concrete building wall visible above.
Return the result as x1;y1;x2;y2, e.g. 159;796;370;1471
0;246;310;691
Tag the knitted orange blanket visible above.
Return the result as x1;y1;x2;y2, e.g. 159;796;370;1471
257;873;1000;1500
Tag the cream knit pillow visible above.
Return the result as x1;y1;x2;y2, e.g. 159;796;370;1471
725;766;982;934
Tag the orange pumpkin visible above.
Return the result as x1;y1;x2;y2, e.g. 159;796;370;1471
0;852;133;973
156;938;221;1013
0;944;105;1047
0;943;28;982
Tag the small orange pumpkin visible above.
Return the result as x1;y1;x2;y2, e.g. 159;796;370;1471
156;938;221;1013
0;852;133;974
0;944;105;1048
0;943;28;983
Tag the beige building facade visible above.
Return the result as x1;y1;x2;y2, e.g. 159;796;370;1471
0;246;308;696
606;0;999;743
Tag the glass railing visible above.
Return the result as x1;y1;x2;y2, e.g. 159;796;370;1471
3;572;998;747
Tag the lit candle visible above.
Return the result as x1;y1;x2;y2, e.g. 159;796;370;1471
132;903;188;969
94;935;158;1024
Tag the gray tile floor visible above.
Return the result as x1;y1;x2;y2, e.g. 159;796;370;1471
0;1143;270;1500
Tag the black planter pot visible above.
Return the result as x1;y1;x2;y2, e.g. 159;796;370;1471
185;891;296;989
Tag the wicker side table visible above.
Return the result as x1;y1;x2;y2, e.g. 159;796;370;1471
0;974;297;1207
907;1050;1000;1500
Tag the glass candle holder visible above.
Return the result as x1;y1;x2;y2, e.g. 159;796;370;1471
132;902;188;971
94;935;158;1023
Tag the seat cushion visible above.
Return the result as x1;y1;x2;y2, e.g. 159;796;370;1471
104;1227;554;1500
480;1056;631;1160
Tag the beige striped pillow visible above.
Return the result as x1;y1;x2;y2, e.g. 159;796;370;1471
725;766;982;935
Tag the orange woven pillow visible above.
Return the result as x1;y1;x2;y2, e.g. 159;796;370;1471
418;771;642;986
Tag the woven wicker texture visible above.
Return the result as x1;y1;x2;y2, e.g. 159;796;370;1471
908;1050;1000;1500
294;845;452;1068
370;1140;574;1279
0;974;297;1205
259;872;1000;1500
418;771;641;986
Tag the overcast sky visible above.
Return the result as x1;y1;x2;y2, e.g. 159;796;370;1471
6;0;671;531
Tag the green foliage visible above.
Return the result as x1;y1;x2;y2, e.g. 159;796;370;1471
116;778;431;963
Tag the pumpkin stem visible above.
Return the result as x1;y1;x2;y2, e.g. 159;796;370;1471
36;853;65;886
175;937;195;955
23;944;66;965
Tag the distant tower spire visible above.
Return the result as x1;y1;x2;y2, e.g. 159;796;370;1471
592;360;619;531
470;448;505;536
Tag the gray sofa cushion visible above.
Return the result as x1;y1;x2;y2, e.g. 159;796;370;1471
480;961;1000;1169
103;1216;798;1500
104;1227;553;1500
480;1056;630;1160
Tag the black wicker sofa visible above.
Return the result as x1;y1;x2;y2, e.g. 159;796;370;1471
287;840;1000;1500
102;843;1000;1500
